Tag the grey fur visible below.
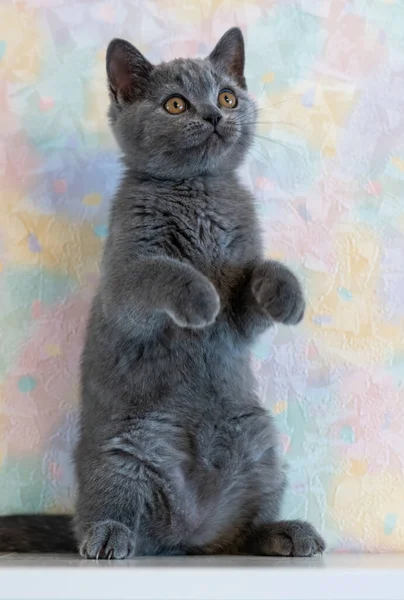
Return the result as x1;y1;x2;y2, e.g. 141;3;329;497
0;28;325;559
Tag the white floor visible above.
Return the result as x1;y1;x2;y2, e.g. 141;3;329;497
0;553;403;600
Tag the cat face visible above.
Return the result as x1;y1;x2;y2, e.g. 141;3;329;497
107;28;256;179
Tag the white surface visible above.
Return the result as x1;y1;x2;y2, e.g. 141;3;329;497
0;553;403;600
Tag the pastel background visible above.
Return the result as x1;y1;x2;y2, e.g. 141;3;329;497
1;0;404;553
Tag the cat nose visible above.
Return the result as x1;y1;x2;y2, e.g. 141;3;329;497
204;112;222;128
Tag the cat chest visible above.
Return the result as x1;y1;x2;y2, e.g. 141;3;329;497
163;212;247;271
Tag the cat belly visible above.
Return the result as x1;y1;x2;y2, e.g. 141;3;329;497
157;409;281;551
76;402;282;554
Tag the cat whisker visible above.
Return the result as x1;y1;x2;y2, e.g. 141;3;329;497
232;119;305;132
247;147;271;169
231;122;303;159
251;134;303;157
248;140;285;185
254;84;268;105
254;94;302;110
237;94;301;116
233;94;302;127
255;121;305;132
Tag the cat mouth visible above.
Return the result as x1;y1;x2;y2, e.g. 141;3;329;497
206;130;223;144
190;129;229;152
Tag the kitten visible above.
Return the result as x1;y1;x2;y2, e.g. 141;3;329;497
0;28;325;558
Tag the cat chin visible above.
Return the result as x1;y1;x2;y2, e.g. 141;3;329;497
205;131;222;148
197;132;238;160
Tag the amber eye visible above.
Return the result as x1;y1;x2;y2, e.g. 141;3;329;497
164;96;188;114
218;89;237;109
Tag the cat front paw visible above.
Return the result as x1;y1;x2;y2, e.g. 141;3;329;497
167;273;220;329
80;520;135;560
252;261;305;325
258;520;326;557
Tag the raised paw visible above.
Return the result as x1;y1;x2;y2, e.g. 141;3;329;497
80;520;135;560
167;273;220;329
251;261;305;325
258;520;326;557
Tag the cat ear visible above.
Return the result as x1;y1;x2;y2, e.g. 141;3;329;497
106;39;154;104
209;27;246;89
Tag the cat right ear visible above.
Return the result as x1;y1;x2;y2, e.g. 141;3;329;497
209;28;246;89
106;39;154;104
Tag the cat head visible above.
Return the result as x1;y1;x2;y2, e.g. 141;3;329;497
106;28;256;179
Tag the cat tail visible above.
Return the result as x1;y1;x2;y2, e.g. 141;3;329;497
0;515;77;553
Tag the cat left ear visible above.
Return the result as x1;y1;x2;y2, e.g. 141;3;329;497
209;27;246;89
106;39;154;104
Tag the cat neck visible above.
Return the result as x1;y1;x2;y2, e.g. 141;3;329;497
122;166;240;188
121;154;241;184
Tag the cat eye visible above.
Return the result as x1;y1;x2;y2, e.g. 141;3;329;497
218;89;237;109
164;96;188;115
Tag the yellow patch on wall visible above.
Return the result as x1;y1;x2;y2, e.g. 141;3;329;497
83;193;102;206
262;72;275;83
391;157;404;172
322;90;358;128
45;344;62;357
84;50;114;147
332;473;404;551
0;199;102;284
0;5;42;82
322;144;336;157
257;80;357;154
273;400;287;415
266;249;285;261
348;459;368;477
307;224;404;365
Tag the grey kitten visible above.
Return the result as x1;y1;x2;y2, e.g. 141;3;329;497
0;28;325;559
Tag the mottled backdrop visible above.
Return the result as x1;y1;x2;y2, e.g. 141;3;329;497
1;0;404;552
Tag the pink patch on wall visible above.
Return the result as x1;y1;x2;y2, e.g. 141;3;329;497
334;369;404;473
256;176;277;192
39;96;54;111
4;293;90;455
168;41;201;59
263;210;337;273
3;132;40;189
48;461;63;481
365;181;382;197
31;300;43;319
98;3;115;22
53;179;67;194
321;14;386;79
279;434;291;454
